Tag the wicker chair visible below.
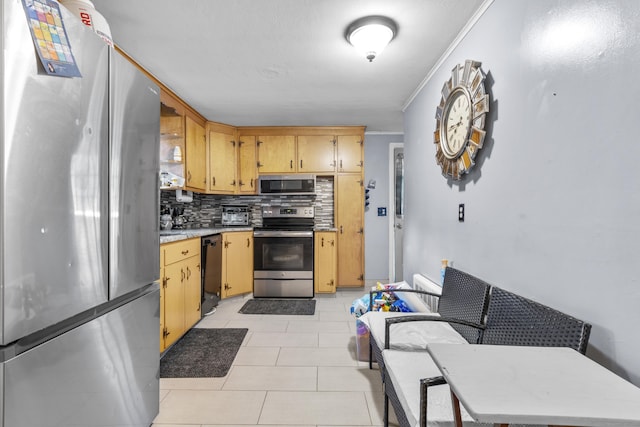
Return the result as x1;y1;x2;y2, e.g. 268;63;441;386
367;267;491;374
382;285;592;427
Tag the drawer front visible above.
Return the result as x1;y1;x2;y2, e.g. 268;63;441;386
163;238;200;265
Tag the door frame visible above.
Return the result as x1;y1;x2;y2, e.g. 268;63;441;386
388;142;404;282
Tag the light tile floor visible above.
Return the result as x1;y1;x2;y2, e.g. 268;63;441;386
153;290;399;427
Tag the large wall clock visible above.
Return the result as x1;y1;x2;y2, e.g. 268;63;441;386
434;59;489;180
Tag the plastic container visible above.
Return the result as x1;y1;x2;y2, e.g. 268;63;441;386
440;259;448;284
59;0;113;47
355;319;370;362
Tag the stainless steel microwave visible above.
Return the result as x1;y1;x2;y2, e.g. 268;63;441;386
258;174;316;195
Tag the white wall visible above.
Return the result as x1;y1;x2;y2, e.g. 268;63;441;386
364;133;403;283
403;0;640;385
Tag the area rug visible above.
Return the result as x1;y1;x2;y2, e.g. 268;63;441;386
160;328;248;378
239;299;316;315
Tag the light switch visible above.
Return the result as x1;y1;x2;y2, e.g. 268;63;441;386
378;207;387;216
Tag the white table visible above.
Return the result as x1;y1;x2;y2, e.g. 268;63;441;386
426;344;640;427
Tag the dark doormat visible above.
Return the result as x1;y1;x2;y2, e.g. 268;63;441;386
239;299;316;315
160;328;248;378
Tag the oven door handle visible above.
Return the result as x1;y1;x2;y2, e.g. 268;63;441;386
253;230;314;238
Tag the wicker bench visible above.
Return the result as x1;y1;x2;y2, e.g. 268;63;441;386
359;267;491;377
382;285;592;427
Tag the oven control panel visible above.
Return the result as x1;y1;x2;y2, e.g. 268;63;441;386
262;206;314;218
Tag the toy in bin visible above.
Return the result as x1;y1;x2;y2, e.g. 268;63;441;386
350;282;412;317
369;282;412;313
350;282;412;362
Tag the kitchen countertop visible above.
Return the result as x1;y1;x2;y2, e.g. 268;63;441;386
160;226;338;244
160;227;253;244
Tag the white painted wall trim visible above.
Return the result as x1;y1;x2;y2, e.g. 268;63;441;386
401;0;495;112
365;131;404;136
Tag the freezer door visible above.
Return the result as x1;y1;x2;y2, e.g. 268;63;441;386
1;0;109;344
109;51;160;298
2;288;160;427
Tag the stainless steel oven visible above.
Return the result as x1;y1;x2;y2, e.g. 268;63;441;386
253;207;314;298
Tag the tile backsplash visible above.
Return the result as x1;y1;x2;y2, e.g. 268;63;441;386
161;176;334;229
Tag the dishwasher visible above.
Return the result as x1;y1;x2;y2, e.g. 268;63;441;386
201;235;222;316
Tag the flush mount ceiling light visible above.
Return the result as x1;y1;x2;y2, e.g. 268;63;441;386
346;15;398;62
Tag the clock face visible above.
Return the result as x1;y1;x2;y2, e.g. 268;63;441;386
434;60;489;180
441;88;472;159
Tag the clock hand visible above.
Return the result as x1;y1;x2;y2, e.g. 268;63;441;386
448;118;464;131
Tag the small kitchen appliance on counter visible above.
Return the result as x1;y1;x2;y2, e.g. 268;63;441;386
221;205;250;226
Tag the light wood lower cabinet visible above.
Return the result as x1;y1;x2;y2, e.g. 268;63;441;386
222;231;254;298
160;238;201;352
314;231;337;293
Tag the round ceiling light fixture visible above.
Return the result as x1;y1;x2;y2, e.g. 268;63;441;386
345;15;398;62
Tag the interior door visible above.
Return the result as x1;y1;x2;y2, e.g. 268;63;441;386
390;144;404;282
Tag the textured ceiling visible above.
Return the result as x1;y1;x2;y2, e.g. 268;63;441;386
91;0;487;132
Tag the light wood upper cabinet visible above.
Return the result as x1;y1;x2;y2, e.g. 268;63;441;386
336;174;364;287
337;135;363;173
185;116;207;191
297;135;336;173
238;135;257;194
208;126;237;194
256;135;296;173
159;113;185;189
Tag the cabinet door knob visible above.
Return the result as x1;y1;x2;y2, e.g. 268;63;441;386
290;160;293;169
300;160;303;169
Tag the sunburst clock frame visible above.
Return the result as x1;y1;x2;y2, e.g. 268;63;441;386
434;59;489;180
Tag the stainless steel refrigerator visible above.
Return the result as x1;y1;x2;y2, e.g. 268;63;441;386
0;0;161;425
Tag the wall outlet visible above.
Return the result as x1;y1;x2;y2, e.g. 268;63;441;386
458;204;464;222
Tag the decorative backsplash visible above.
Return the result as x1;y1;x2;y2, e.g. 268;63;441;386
161;176;334;229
